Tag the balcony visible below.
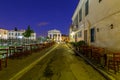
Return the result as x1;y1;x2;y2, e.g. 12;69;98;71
72;25;78;31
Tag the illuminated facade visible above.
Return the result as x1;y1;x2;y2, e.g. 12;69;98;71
71;0;120;51
0;28;8;39
8;30;36;40
48;29;62;42
61;34;69;42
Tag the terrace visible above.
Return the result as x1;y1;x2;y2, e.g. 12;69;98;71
0;38;55;70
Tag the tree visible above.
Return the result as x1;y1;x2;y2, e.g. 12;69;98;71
14;27;18;31
23;25;34;38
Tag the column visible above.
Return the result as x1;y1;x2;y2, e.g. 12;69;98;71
48;33;50;38
51;34;53;39
60;34;61;42
57;33;58;42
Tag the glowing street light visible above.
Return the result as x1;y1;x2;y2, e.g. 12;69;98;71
71;32;75;36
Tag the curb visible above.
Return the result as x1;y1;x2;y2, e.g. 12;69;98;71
66;44;116;80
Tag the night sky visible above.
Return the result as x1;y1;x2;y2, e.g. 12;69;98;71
0;0;79;37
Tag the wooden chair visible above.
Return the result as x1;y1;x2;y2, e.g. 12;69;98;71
108;53;120;74
97;48;106;66
92;48;101;62
79;46;87;55
85;46;92;58
23;44;32;56
15;46;24;58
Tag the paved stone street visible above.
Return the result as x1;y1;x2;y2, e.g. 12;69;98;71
18;44;106;80
0;45;56;80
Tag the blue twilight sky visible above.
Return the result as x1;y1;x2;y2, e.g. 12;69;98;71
0;0;79;37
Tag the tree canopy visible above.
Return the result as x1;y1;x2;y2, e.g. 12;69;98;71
23;25;34;38
14;27;18;31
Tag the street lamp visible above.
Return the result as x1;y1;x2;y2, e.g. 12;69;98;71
0;34;1;39
70;32;75;42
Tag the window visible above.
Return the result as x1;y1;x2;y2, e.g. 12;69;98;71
78;31;82;38
18;33;20;36
15;33;17;36
91;28;95;42
9;33;11;35
74;14;78;27
79;9;82;22
85;0;89;16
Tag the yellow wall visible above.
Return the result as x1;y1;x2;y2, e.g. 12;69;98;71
87;0;120;51
0;29;8;39
72;0;120;52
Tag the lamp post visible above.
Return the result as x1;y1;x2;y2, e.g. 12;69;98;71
70;32;75;42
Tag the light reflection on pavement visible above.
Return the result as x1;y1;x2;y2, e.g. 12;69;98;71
19;44;106;80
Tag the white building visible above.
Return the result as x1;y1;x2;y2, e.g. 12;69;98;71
70;0;120;51
0;28;8;39
48;29;62;42
8;30;36;40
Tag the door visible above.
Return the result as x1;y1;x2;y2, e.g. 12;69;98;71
84;30;87;43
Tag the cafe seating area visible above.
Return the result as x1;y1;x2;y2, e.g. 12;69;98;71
107;53;120;74
75;44;120;74
0;41;55;71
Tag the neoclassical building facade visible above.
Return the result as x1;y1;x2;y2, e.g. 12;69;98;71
48;29;62;42
0;28;8;39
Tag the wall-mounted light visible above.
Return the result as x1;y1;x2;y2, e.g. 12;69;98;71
97;28;99;32
110;24;113;29
99;0;102;3
71;32;75;36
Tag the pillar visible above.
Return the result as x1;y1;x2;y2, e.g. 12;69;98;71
57;33;58;42
51;34;53;39
60;34;61;42
48;33;50;38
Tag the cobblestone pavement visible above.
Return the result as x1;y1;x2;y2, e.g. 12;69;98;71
19;44;106;80
0;45;56;80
